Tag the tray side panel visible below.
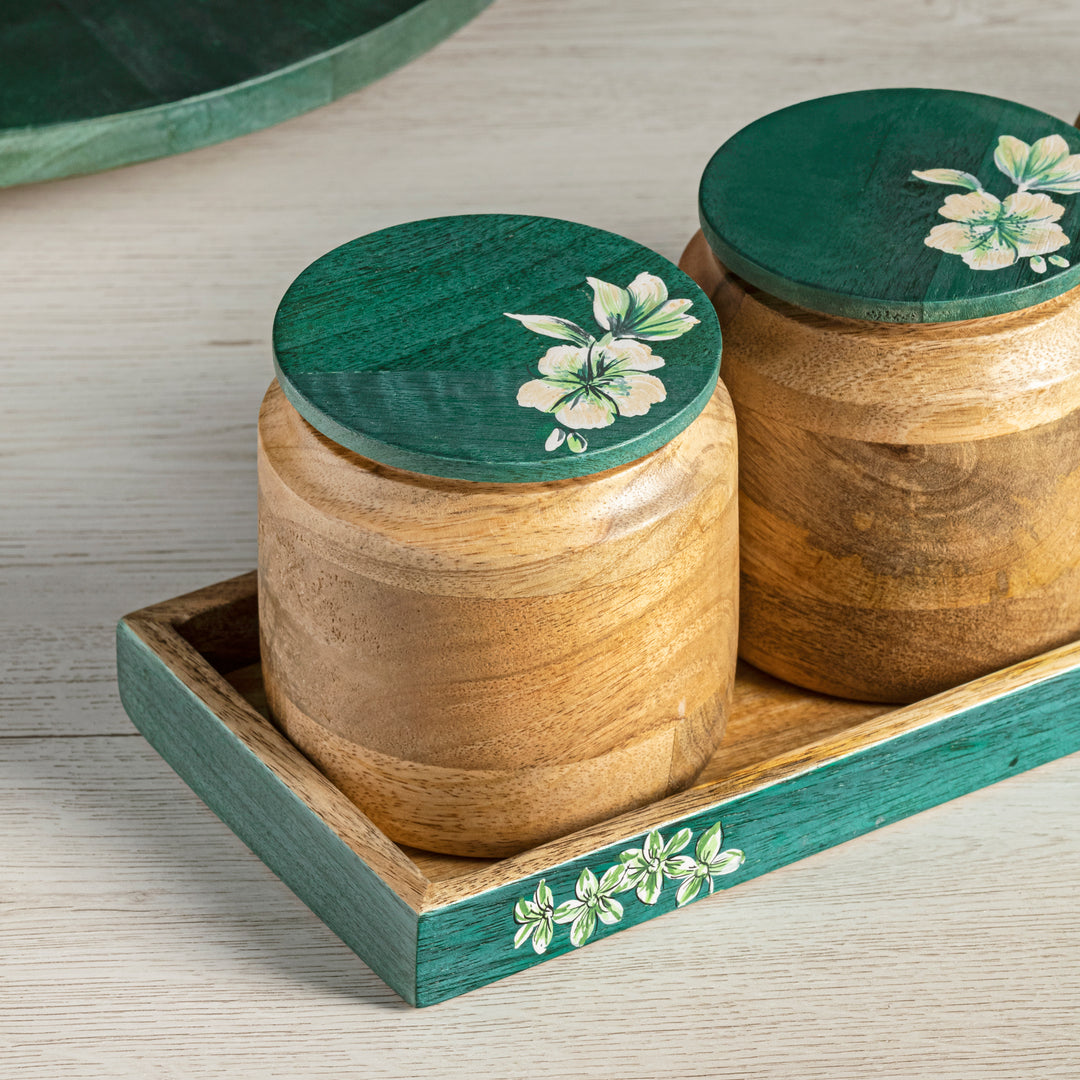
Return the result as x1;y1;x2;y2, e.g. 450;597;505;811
416;663;1080;1005
116;619;420;1005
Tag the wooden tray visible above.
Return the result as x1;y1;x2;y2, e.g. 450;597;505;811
0;0;492;187
116;572;1080;1006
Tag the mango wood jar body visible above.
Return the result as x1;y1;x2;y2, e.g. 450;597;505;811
257;380;739;857
682;232;1080;703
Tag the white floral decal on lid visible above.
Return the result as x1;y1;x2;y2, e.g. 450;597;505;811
913;134;1080;273
506;273;699;455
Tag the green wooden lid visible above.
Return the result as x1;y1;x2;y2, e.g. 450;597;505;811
699;88;1080;323
273;214;721;482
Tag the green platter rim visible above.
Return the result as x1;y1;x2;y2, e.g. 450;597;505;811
0;0;494;188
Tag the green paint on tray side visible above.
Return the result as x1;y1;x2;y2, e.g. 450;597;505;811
0;0;494;187
115;618;420;1005
699;88;1080;323
415;664;1080;1005
273;214;721;483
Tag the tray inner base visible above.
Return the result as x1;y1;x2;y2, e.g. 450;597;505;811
202;593;891;886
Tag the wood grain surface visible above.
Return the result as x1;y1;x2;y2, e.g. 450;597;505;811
697;89;1080;322
116;573;1080;1005
0;0;494;187
272;214;722;482
3;0;1080;1074
257;379;738;855
681;231;1080;701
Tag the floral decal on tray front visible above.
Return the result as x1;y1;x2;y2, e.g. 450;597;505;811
511;822;745;954
506;272;699;454
913;134;1080;273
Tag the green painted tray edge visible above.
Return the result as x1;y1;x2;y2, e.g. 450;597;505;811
416;667;1080;1004
114;574;1080;1007
115;614;421;1005
0;0;493;188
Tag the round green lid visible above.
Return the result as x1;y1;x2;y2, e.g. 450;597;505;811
273;214;721;482
699;88;1080;323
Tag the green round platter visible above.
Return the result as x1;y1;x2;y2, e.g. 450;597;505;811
0;0;492;188
699;88;1080;323
273;213;722;483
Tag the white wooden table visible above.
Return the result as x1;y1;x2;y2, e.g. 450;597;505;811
3;2;1080;1075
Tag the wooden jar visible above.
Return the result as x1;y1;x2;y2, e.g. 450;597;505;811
259;214;739;857
682;89;1080;703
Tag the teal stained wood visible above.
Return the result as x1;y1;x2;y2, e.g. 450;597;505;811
273;214;722;482
421;670;1080;1003
0;0;493;187
116;574;1080;1006
115;616;421;1005
699;89;1080;323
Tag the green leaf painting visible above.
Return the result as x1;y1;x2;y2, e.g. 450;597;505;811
507;273;699;456
503;314;594;347
913;134;1079;273
511;822;745;953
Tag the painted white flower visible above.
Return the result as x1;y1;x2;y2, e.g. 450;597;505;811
507;819;747;953
923;190;1069;271
614;827;694;906
666;821;745;907
507;272;698;455
913;133;1079;274
553;866;625;947
515;335;667;450
586;272;700;340
512;879;556;954
993;134;1080;194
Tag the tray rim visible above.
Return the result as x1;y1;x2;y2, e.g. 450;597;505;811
119;570;1080;913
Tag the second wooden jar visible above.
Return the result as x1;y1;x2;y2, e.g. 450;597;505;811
259;214;738;857
682;88;1080;703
